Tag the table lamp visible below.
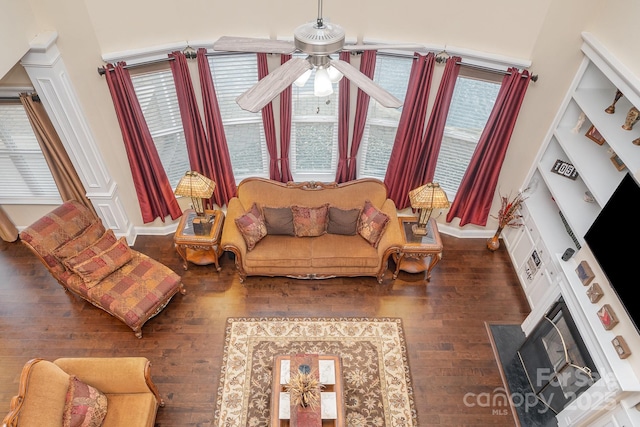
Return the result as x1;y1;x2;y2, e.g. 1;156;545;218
408;182;450;236
174;171;216;235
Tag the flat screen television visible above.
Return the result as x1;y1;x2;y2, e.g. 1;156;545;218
584;172;640;333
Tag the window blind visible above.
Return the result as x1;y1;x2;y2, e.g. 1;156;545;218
0;103;60;204
291;54;339;181
433;76;500;197
131;70;189;188
208;54;268;181
359;55;412;180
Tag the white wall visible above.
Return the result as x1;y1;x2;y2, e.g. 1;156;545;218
1;0;638;233
0;1;37;78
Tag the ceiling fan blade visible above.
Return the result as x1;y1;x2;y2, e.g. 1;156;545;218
329;59;403;109
213;36;297;54
236;57;312;113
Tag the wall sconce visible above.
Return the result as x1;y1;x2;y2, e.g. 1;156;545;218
408;182;450;236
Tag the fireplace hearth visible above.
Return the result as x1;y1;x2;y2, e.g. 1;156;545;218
517;298;598;415
489;298;602;426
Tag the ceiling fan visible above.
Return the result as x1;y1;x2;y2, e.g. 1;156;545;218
213;0;418;113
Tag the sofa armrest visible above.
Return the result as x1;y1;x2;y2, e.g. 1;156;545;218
221;197;247;254
53;357;161;402
376;199;403;256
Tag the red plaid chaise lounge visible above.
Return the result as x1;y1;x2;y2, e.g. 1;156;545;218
19;200;185;338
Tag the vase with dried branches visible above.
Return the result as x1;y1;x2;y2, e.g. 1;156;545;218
285;366;324;409
487;189;528;251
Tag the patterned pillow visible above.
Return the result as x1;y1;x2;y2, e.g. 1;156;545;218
62;376;108;427
53;222;106;260
357;200;390;248
234;203;267;251
262;206;295;236
327;206;361;236
70;237;133;287
63;229;118;270
291;204;329;237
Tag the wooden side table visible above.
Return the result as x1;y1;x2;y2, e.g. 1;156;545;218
174;209;224;271
393;217;443;281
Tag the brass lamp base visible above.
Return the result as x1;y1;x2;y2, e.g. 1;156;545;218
412;224;428;236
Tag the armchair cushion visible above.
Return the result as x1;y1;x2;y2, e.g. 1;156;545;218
69;237;133;287
357;200;390;248
63;376;108;427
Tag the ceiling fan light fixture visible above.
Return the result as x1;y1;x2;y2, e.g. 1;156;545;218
314;67;333;97
327;65;343;83
294;69;312;87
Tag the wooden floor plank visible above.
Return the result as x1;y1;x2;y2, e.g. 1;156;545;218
0;233;528;426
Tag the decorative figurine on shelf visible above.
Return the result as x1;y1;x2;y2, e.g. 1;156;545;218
571;112;586;133
622;106;639;130
605;89;623;114
487;189;528;251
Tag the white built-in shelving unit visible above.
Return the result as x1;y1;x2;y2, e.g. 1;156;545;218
504;32;640;427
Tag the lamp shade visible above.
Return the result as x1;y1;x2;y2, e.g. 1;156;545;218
409;182;450;210
174;171;216;199
314;67;333;97
294;69;312;87
174;171;216;217
408;182;449;235
327;65;343;83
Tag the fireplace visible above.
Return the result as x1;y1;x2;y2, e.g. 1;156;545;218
517;298;598;415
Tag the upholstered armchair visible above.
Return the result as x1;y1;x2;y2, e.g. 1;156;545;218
1;357;163;427
19;200;185;338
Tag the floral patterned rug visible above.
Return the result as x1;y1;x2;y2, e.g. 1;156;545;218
213;317;417;426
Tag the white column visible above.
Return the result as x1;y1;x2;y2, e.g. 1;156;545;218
20;31;135;243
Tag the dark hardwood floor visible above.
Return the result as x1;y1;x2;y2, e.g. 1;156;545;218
0;232;530;426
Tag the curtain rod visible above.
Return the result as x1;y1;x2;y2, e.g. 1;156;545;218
439;57;539;82
0;94;40;102
376;51;538;82
97;51;243;75
97;49;537;82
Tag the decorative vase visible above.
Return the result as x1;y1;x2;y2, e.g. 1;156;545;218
487;226;504;251
622;107;640;130
605;89;623;114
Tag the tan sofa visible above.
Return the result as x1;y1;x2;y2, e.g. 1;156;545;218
221;177;403;283
1;357;163;427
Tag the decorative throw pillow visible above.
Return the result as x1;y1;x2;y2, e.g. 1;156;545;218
62;376;108;427
262;206;295;236
234;203;267;251
327;206;361;236
54;222;106;260
357;200;390;248
70;237;133;287
291;204;329;237
63;229;118;270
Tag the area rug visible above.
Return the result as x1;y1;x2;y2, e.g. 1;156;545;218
213;317;418;426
